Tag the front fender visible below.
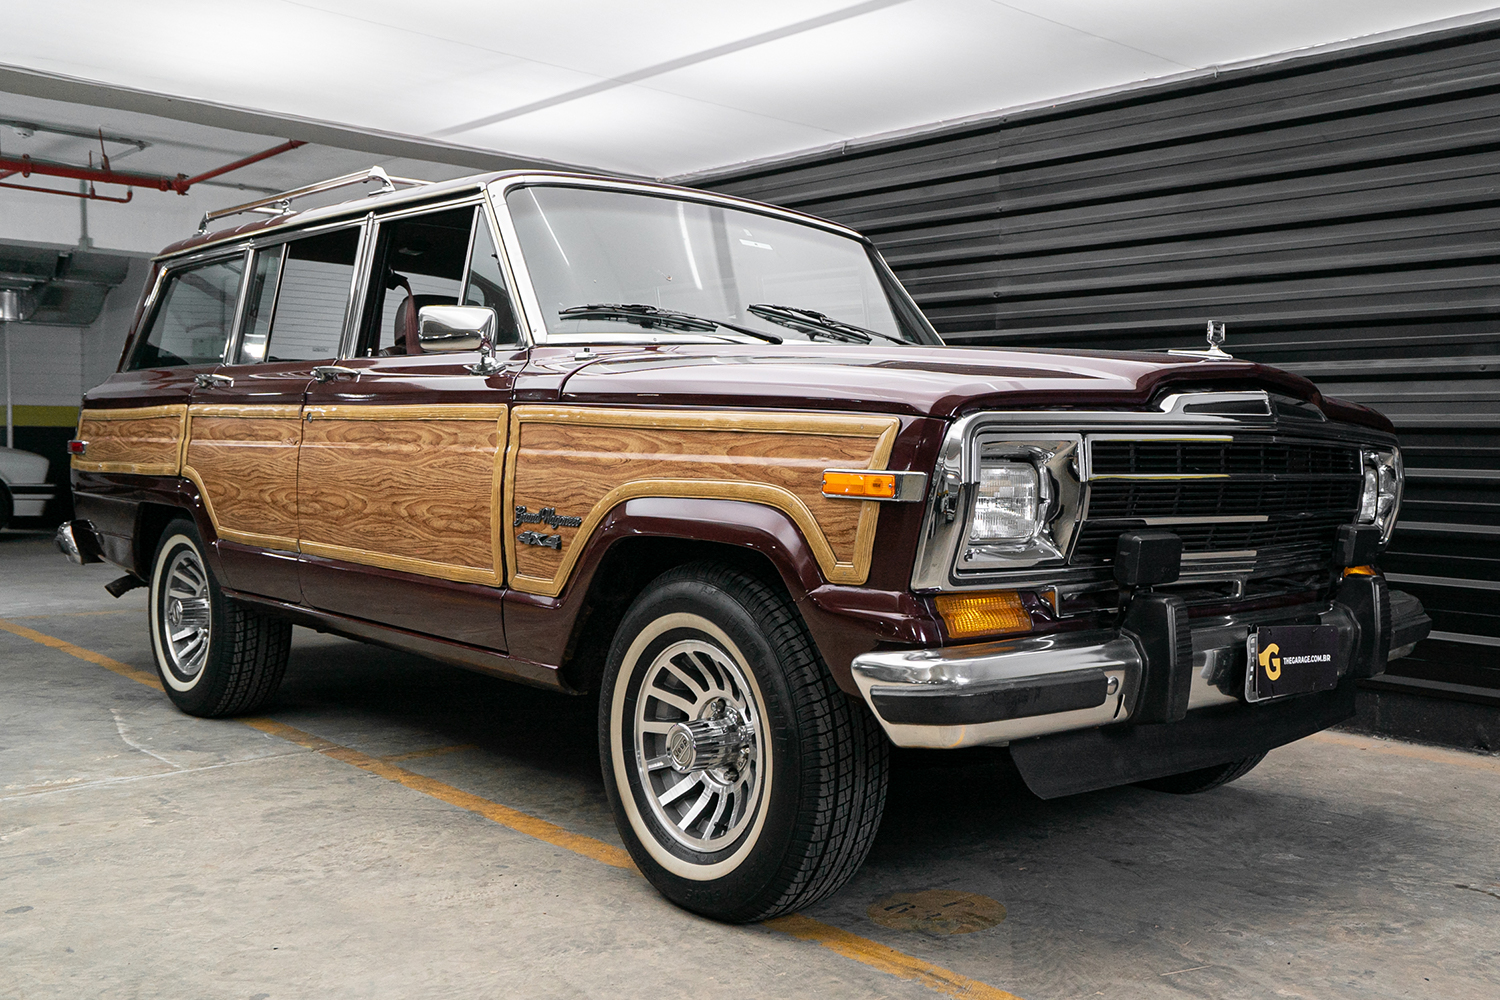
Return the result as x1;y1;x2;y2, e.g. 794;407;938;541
501;496;940;695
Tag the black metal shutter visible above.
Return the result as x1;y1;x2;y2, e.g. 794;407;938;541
692;21;1500;703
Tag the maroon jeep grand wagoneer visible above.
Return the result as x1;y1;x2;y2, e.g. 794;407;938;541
56;168;1429;921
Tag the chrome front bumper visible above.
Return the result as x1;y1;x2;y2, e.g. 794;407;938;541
851;631;1142;749
852;582;1425;750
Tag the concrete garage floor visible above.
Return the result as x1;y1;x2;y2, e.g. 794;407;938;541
3;533;1498;1000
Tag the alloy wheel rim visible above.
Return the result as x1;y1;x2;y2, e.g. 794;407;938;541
161;548;211;681
632;638;765;854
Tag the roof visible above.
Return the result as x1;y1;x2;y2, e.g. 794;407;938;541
154;168;867;260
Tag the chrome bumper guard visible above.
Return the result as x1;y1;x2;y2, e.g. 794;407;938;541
852;580;1425;750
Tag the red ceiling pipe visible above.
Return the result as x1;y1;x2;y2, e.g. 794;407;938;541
175;139;306;191
0;139;306;196
0;179;134;203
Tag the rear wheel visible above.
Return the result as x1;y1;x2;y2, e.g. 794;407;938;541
1136;753;1267;794
600;562;888;923
148;519;290;717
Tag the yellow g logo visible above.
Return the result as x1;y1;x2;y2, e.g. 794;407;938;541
1259;642;1281;681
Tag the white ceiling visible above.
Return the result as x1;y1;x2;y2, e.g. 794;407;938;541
3;1;1499;253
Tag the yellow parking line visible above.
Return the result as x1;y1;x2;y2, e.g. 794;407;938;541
241;717;637;870
383;744;476;762
766;913;1025;1000
0;617;162;690
3;616;1027;999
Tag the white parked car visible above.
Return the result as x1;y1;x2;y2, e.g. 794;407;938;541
0;446;54;529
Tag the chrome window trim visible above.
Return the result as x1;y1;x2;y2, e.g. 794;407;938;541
912;398;1400;593
475;189;533;349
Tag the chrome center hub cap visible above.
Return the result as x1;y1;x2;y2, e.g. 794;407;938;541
166;598;183;629
665;701;754;776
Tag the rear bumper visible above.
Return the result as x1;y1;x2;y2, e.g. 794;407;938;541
55;519;104;565
851;577;1427;750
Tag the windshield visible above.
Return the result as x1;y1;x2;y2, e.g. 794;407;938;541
505;185;935;345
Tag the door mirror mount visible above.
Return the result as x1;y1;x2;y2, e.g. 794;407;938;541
417;305;504;374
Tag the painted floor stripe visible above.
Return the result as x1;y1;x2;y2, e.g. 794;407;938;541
240;717;637;870
0;617;162;690
766;913;1026;1000
4;616;1026;999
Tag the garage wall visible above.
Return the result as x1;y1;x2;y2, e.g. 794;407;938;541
691;20;1500;706
3;254;151;523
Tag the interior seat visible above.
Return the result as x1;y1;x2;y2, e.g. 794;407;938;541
388;293;458;355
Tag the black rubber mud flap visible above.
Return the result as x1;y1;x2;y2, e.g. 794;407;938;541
1008;681;1359;799
1120;593;1193;724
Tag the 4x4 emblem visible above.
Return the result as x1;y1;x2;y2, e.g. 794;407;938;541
518;530;563;550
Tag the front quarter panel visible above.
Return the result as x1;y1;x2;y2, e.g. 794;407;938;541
502;405;910;598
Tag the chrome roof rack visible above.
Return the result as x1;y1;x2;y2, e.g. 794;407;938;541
196;165;430;233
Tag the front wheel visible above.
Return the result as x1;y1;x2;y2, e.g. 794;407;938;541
148;519;291;717
600;562;888;923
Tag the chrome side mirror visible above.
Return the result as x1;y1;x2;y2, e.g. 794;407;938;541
417;305;503;374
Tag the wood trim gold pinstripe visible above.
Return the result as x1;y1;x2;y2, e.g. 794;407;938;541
297;403;507;587
503;406;901;598
71;405;187;476
182;406;302;553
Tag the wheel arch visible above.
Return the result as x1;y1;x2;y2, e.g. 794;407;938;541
131;485;220;581
513;497;842;696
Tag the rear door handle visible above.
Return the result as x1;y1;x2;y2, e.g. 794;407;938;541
311;366;361;383
193;373;234;389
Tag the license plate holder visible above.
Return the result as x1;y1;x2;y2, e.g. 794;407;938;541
1245;625;1341;702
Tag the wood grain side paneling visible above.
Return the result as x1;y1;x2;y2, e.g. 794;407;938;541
298;406;506;586
505;407;900;597
182;404;302;551
72;405;186;476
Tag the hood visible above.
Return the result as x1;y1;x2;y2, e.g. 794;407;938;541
556;343;1391;431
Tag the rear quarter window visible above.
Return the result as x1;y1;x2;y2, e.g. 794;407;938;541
129;256;244;370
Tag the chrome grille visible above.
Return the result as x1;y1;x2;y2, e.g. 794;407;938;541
1078;437;1363;591
1090;440;1359;478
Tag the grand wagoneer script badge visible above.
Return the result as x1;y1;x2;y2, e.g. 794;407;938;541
514;506;584;529
515;506;583;549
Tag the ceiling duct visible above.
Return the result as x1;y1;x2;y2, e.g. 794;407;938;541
0;244;131;326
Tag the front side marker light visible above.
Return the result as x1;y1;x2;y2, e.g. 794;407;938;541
822;469;928;502
934;590;1032;639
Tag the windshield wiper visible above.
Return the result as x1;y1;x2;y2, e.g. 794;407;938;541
746;303;907;345
558;303;781;343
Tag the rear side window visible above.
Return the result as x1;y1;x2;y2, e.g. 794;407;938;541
235;227;361;364
129;257;244;369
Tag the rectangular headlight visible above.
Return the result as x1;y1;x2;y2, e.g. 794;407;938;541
1358;447;1402;542
971;461;1040;542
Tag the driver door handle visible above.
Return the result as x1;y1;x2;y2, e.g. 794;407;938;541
193;373;234;389
311;365;361;383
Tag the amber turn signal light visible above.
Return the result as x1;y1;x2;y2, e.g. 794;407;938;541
934;590;1032;639
822;470;897;500
1342;564;1377;577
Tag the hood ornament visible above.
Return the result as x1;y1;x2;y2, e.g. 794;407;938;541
1168;320;1234;360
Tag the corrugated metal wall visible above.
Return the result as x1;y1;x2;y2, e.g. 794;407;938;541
692;21;1500;704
